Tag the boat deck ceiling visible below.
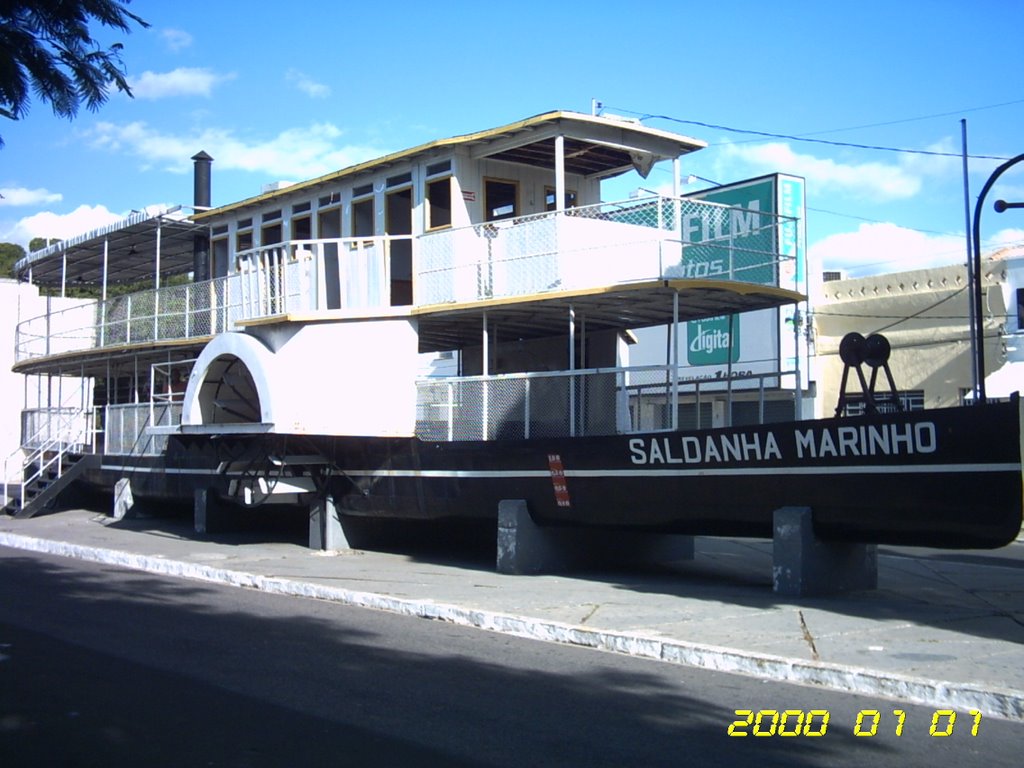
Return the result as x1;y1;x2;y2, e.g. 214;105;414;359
415;279;804;352
12;338;210;378
481;135;669;178
18;212;202;287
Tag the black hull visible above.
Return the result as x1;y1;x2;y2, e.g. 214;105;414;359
87;399;1023;549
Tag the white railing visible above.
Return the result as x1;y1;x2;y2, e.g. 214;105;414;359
16;196;795;364
149;358;194;431
2;406;95;510
415;195;795;305
415;365;798;441
15;236;407;363
233;235;404;315
20;407;93;451
16;277;243;361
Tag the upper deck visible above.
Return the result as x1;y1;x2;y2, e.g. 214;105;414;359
13;192;801;373
13;110;802;375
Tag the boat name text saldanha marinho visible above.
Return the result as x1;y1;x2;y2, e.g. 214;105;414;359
628;420;940;465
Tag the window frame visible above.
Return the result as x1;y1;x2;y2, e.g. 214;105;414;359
426;175;453;231
484;177;519;222
544;185;578;212
351;193;375;238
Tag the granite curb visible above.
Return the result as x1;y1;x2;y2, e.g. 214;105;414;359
2;530;1022;722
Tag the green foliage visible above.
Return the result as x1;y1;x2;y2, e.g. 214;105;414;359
0;242;26;278
29;236;60;252
0;1;149;146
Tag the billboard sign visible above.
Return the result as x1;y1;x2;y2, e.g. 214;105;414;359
679;174;805;389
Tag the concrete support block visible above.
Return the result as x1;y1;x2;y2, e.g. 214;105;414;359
112;478;134;520
194;488;213;534
496;499;694;575
309;494;351;551
772;506;877;597
194;488;242;535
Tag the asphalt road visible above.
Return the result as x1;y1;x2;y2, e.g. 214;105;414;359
0;547;1019;767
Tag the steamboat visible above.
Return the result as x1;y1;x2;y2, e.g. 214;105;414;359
5;111;1022;558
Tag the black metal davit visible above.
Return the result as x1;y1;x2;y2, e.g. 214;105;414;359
834;331;902;417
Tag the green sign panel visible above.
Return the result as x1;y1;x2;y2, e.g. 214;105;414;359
684;177;777;286
687;314;740;365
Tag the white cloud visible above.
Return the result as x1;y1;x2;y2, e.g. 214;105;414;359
87;121;386;179
720;142;929;202
1;204;122;248
128;68;234;99
0;187;62;207
160;28;194;52
988;227;1024;250
810;222;968;277
286;69;331;99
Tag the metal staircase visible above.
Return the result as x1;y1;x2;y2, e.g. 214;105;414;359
2;410;97;519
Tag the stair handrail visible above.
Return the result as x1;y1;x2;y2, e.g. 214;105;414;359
3;407;93;510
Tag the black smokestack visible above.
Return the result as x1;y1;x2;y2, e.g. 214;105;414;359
192;150;213;209
191;151;213;281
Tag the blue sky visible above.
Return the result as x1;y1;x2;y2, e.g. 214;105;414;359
2;0;1024;277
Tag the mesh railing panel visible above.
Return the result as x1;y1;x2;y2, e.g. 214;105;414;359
416;367;795;441
416;369;627;441
104;403;178;456
21;408;91;451
15;275;245;362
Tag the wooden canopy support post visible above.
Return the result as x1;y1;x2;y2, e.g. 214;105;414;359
554;134;566;213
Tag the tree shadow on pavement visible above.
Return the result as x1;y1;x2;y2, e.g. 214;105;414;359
0;549;958;768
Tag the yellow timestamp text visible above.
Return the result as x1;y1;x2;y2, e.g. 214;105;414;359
727;709;982;737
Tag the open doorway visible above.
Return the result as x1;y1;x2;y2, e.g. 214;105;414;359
386;186;413;305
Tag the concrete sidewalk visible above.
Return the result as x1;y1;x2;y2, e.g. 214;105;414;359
2;508;1023;721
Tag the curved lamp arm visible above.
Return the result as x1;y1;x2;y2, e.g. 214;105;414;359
970;152;1024;404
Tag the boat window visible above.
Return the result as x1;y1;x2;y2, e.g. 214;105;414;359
292;215;312;241
261;222;282;246
545;187;577;211
387;172;412;188
236;228;253;252
386;186;413;306
212;238;229;278
1017;288;1023;331
427;177;452;230
485;178;517;221
426;160;451;176
352;196;374;237
318;207;341;238
318;207;342;309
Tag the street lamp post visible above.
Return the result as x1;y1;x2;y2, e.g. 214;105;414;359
970;152;1024;404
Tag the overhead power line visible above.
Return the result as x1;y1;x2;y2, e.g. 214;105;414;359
649;114;1009;160
604;105;1016;161
768;98;1024;138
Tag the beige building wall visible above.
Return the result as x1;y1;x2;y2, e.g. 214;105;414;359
812;260;1007;415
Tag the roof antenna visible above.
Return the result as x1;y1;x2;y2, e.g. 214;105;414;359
591;99;603;116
